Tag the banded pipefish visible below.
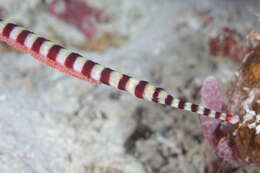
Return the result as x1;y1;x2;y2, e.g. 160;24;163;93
0;19;240;125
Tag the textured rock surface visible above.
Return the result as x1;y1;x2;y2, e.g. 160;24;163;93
0;0;260;172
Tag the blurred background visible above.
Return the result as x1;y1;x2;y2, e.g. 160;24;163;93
0;0;259;172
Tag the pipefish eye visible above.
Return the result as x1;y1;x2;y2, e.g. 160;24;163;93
228;47;260;164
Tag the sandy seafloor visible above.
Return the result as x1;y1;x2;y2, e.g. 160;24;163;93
0;0;260;173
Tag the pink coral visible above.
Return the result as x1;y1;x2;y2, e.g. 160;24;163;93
48;0;111;41
200;76;249;165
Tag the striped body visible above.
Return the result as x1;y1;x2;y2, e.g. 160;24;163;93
0;19;240;124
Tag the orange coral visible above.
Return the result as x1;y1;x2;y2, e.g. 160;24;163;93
228;42;260;164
